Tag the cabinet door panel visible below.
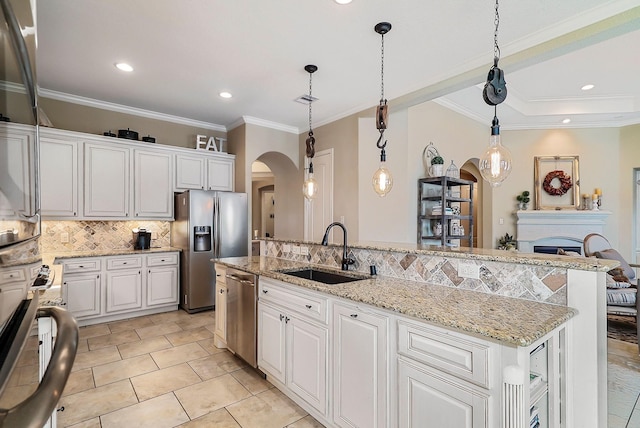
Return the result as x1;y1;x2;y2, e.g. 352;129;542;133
0;128;33;216
214;284;227;343
134;150;172;218
84;144;130;217
257;302;286;384
207;158;234;191
288;316;327;415
333;303;388;428
175;155;206;190
398;358;488;428
40;138;78;217
106;270;142;312
147;266;178;306
63;274;101;318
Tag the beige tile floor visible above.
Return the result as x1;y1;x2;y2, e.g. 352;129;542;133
4;309;640;427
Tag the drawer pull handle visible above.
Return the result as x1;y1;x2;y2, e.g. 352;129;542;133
305;304;312;309
350;314;358;318
279;314;284;321
219;289;224;294
78;265;84;268
285;316;290;323
161;259;165;262
262;290;268;294
123;262;127;265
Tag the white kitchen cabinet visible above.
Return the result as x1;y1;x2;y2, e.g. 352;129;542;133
84;143;130;217
60;252;179;325
147;265;178;306
39;137;79;217
258;301;287;384
398;357;489;428
105;269;143;313
62;273;101;318
175;154;206;191
258;278;329;416
0;124;34;217
207;157;234;191
333;301;389;428
214;264;228;348
134;149;173;218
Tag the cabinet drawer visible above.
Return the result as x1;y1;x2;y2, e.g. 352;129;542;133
215;264;227;285
259;279;327;324
397;319;493;388
0;268;26;285
107;256;142;270
62;259;101;274
147;253;178;266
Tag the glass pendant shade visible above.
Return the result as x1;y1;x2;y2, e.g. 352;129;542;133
372;162;393;197
303;172;318;200
479;124;512;187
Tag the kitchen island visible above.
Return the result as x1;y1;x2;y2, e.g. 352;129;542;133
216;243;616;428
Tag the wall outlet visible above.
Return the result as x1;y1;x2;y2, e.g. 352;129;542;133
292;245;301;255
300;246;309;256
60;232;69;244
458;262;480;279
283;244;291;253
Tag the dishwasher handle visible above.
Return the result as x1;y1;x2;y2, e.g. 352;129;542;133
226;274;255;286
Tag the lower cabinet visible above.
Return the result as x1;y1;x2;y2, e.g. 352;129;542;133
105;269;143;313
214;264;228;348
332;301;389;428
398;357;489;428
258;301;328;415
60;252;179;325
63;273;102;318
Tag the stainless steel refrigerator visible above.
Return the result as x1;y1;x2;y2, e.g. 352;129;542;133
171;190;248;313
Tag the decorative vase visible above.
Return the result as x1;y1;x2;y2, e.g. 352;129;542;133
518;202;528;210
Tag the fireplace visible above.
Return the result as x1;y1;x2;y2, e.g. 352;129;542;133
516;210;611;253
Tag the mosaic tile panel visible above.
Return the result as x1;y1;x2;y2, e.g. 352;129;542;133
265;240;567;305
41;221;171;253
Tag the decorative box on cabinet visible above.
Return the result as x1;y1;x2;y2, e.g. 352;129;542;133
418;176;474;247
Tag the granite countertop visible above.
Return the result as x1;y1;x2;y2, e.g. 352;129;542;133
262;238;618;272
50;247;182;263
215;256;577;348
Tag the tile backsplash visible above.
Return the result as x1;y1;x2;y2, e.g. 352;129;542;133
265;240;567;305
41;221;171;252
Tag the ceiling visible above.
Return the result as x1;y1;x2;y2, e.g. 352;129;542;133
35;0;640;133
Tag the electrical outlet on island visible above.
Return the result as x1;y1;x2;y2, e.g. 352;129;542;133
300;246;309;256
292;245;301;255
458;262;480;279
283;244;291;253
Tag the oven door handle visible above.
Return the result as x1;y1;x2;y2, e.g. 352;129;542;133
0;306;78;428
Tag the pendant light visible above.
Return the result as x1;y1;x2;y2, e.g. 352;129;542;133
479;0;512;187
372;22;393;197
302;64;319;200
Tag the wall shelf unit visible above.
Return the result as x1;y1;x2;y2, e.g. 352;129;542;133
418;176;474;247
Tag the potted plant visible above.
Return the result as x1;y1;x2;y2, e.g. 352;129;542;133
497;233;516;251
516;191;530;210
430;155;444;176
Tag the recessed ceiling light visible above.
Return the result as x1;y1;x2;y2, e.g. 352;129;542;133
562;118;571;124
219;92;232;99
335;0;352;4
115;62;133;72
581;84;594;91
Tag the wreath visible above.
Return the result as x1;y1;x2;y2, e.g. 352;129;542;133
543;170;572;196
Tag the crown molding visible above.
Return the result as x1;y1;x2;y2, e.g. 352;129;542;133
228;116;299;134
38;88;226;132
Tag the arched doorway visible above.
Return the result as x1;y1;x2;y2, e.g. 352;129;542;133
461;159;482;248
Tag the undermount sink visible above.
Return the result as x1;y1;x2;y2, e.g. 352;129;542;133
280;268;367;285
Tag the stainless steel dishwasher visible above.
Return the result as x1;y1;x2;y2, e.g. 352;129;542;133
225;268;258;367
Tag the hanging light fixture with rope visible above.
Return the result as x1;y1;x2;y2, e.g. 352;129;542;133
372;22;393;197
302;64;319;200
479;0;512;187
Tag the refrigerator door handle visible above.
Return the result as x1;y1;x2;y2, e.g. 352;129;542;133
216;197;222;258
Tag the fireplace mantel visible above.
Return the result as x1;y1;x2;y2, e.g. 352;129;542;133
516;210;611;253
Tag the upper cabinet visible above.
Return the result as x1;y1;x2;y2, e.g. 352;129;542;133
84;143;131;218
39;128;235;220
175;153;234;192
40;137;79;217
134;150;173;218
0;125;35;217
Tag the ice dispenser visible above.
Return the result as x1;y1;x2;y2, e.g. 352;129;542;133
194;226;211;252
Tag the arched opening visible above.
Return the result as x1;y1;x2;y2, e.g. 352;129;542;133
250;152;302;240
461;159;482;248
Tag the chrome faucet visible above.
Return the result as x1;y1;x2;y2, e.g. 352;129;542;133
321;222;355;271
